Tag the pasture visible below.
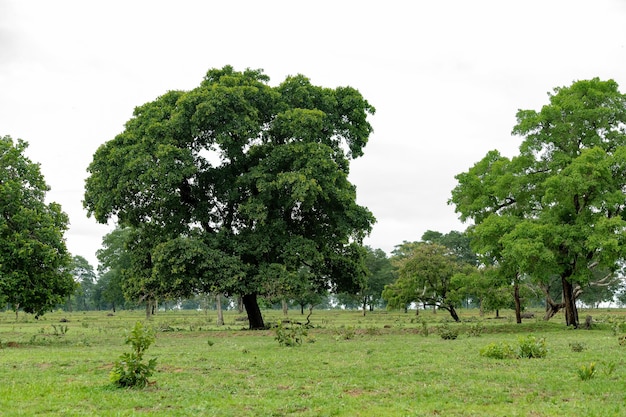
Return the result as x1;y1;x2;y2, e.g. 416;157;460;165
0;308;625;416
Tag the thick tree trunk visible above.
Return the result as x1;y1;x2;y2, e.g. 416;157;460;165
216;294;224;326
562;276;579;327
282;299;288;316
242;293;265;329
514;281;522;324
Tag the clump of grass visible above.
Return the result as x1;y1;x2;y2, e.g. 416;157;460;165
334;326;356;341
601;360;617;376
569;341;586;352
110;321;157;388
51;324;68;336
365;326;381;336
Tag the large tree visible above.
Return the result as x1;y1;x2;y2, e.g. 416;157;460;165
0;135;75;317
451;78;626;327
84;66;375;328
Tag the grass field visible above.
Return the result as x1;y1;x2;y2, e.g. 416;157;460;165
1;308;625;416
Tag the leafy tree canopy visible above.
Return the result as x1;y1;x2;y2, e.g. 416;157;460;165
383;242;474;321
84;66;376;328
450;78;626;327
0;135;75;317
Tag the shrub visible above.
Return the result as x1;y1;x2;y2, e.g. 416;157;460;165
438;323;459;340
569;341;586;352
334;326;356;341
466;322;485;337
110;321;157;388
518;335;547;358
480;342;517;359
275;321;307;347
577;362;596;381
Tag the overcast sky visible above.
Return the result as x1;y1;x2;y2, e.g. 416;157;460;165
1;1;626;268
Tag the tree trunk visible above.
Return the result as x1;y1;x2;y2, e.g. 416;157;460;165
237;296;244;314
446;305;460;322
242;293;265;330
216;293;224;326
362;297;367;317
562;276;579;327
281;299;288;316
145;300;151;320
513;281;522;324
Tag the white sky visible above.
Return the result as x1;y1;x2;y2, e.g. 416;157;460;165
1;0;626;269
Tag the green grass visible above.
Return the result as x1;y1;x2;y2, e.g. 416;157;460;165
1;308;626;416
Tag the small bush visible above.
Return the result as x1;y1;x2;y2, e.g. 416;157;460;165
110;321;157;388
577;362;596;381
466;322;485;337
334;326;356;341
569;341;586;352
275;321;307;347
518;335;547;358
438;323;459;340
480;342;517;359
365;326;381;336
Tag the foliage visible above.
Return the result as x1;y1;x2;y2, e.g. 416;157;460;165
334;325;357;341
383;242;474;321
517;335;547;358
576;362;596;381
337;246;395;312
480;341;518;359
94;227;131;311
421;230;478;266
274;320;307;347
466;321;485;337
84;66;376;329
110;321;158;388
451;78;626;327
479;335;547;359
69;255;97;311
0;135;75;317
437;323;459;340
568;341;586;352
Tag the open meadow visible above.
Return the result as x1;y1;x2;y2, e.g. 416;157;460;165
1;308;625;416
